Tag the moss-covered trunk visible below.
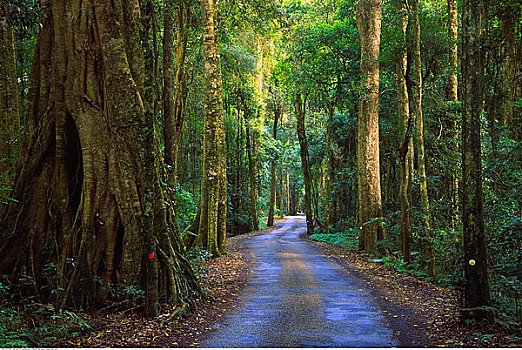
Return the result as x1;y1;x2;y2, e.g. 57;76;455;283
267;102;280;227
446;0;460;232
461;0;491;320
163;0;191;234
396;0;413;263
0;4;20;213
0;0;199;317
410;0;435;277
190;0;227;257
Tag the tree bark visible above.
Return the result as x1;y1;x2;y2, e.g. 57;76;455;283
446;0;458;102
285;171;290;215
0;4;20;213
501;5;520;141
396;0;413;263
447;0;460;231
325;105;335;234
461;0;491;320
193;0;227;257
356;0;385;254
164;0;191;234
411;0;434;276
295;92;314;235
0;0;199;317
267;100;280;227
245;115;259;231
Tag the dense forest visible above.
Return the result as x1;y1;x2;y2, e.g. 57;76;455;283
0;0;521;346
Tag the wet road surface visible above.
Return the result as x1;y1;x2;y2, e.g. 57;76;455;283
200;215;398;347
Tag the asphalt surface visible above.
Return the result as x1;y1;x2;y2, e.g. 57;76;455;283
199;215;398;348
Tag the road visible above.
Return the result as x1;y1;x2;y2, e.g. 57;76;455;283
199;215;398;347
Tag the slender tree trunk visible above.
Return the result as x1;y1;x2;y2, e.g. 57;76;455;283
193;0;227;256
0;5;20;213
447;0;458;102
279;169;284;218
246;116;259;231
502;6;520;140
0;0;199;317
396;0;413;263
295;92;314;235
164;1;191;234
325;105;335;234
447;0;460;231
267;103;280;227
356;0;385;254
411;0;435;276
461;0;491;321
286;171;290;215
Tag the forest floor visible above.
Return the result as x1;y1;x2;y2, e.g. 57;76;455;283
53;216;521;348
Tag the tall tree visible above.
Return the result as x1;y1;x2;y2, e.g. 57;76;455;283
0;2;20;204
446;0;460;231
245;116;260;231
355;0;385;254
295;91;314;235
163;0;192;233
267;97;281;227
461;0;491;320
411;0;434;276
501;4;520;140
0;0;199;317
190;0;227;256
396;0;413;263
447;0;458;102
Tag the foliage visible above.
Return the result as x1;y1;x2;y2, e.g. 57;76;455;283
310;219;359;251
0;276;92;347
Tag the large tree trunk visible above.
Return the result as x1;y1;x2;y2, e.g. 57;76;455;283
295;92;314;235
356;0;385;255
191;0;227;257
0;0;199;317
396;0;413;264
461;0;491;321
164;0;191;234
0;4;20;214
267;100;280;227
411;0;435;277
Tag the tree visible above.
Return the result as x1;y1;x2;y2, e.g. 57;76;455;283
0;0;199;317
461;0;491;321
189;0;227;257
245;114;260;231
396;0;413;263
267;93;281;227
446;0;460;231
0;2;20;210
163;0;192;234
295;91;314;235
410;0;434;276
501;3;520;140
355;0;385;254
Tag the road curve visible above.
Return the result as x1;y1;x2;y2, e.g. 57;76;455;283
199;215;398;348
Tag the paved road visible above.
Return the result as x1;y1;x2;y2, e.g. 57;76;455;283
200;215;398;348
